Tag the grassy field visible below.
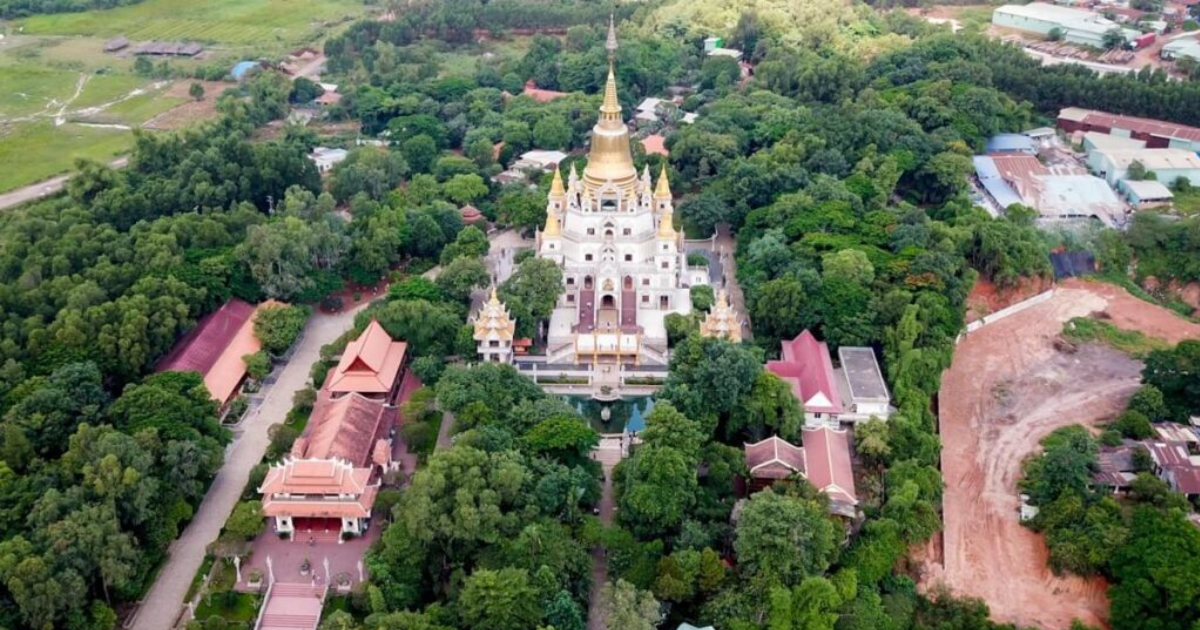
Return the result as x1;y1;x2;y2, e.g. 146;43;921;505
0;121;132;192
1061;315;1171;358
1173;187;1200;216
18;0;365;46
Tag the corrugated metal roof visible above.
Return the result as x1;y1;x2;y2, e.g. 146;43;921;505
986;134;1035;154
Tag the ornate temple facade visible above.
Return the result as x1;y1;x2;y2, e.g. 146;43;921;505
699;289;742;342
536;21;708;368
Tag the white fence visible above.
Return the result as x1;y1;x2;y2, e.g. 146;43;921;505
960;288;1056;339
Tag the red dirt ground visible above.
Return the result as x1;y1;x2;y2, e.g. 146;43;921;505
922;281;1200;629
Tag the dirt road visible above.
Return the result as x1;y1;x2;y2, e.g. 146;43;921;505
0;157;128;210
924;281;1200;629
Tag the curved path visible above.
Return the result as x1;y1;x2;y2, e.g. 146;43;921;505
131;303;369;630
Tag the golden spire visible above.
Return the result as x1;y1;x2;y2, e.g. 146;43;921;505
490;285;500;303
655;164;673;200
657;204;677;239
549;166;565;198
544;204;561;237
474;287;516;342
580;15;638;194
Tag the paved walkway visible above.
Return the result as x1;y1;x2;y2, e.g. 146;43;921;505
131;304;370;630
714;225;751;340
436;411;456;451
587;446;621;630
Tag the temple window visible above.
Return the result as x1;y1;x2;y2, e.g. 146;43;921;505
586;254;594;261
624;254;633;262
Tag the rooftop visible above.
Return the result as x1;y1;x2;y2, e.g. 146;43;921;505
327;320;407;396
745;436;806;480
985;133;1036;154
1095;148;1200;171
837;347;889;402
1060;107;1200;143
767;331;844;415
1082;131;1146;151
641;134;668;156
156;299;276;404
293;391;392;468
801;426;857;505
1121;179;1174;201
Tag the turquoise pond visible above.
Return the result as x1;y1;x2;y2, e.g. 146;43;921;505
563;395;654;434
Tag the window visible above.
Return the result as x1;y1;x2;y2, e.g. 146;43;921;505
661;262;668;269
623;228;631;236
662;244;669;251
642;278;650;286
587;228;595;235
489;340;499;348
567;277;575;285
567;294;575;302
585;254;594;262
624;254;633;262
642;295;649;303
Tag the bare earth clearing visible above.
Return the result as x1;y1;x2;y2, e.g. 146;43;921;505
921;280;1200;629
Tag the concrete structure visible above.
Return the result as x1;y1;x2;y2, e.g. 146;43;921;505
993;3;1139;48
1088;148;1200;186
835;346;893;422
472;288;517;364
1059;107;1200;153
309;147;348;173
699;289;742;342
535;22;707;374
1082;130;1146;153
255;583;327;630
1119;178;1174;206
156;299;281;407
708;47;744;61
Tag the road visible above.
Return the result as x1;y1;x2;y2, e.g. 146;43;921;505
0;157;128;211
587;443;621;630
130;303;370;630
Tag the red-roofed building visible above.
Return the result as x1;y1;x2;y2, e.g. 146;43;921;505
292;391;395;471
802;426;858;515
742;429;858;517
1145;440;1200;497
641;134;668;157
259;458;380;537
157;299;283;407
523;80;568;103
460;205;485;225
328;320;408;401
1058;107;1200;152
744;436;806;487
766;330;844;424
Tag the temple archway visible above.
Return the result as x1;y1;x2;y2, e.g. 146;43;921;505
601;294;616;309
623;276;633;290
584;276;594;290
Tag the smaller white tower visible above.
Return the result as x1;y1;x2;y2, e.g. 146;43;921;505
472;287;517;364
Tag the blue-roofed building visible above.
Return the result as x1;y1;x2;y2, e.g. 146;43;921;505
985;134;1036;155
973;156;1024;211
231;61;261;81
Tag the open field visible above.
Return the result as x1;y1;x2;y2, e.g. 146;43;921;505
16;0;366;46
921;279;1200;629
0;120;131;192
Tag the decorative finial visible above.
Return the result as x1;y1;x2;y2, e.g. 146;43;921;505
655;163;672;200
606;13;618;57
550;166;565;198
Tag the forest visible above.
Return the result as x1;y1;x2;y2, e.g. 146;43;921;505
0;0;141;18
0;0;1196;627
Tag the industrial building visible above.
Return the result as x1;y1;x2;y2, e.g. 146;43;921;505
1088;148;1200;186
993;3;1140;49
1058;107;1200;153
973;154;1127;225
1162;35;1200;63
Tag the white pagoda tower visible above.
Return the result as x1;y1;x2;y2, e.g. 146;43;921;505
536;18;708;368
472;287;517;364
699;289;742;343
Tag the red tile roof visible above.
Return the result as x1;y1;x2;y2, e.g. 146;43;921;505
294;391;393;468
745;436;806;479
1064;108;1200;143
157;299;282;403
766;330;844;415
801;426;857;505
328;320;407;396
523;80;568;103
259;458;379;518
641;134;668;156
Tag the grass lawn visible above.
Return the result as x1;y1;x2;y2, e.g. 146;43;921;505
93;85;185;125
0;64;81;118
186;556;216;602
1062;316;1170;359
195;591;260;623
18;0;366;47
0;121;132;192
1173;187;1200;216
